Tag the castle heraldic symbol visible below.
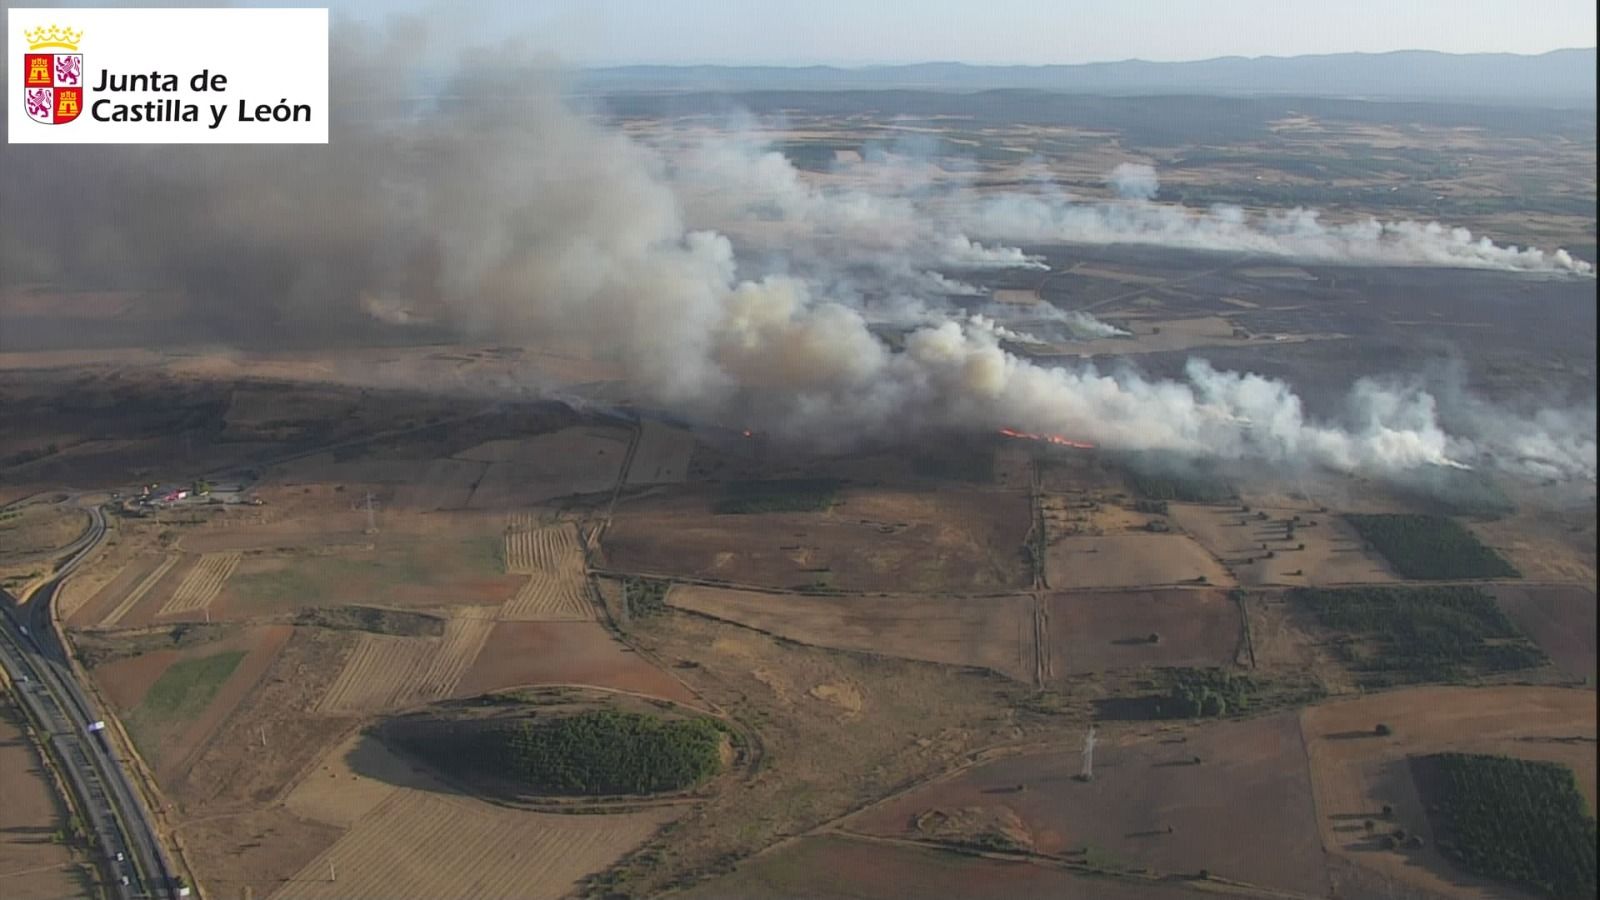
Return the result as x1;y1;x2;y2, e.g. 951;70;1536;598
23;25;84;125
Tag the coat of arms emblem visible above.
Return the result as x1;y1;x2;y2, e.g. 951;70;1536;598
23;25;84;125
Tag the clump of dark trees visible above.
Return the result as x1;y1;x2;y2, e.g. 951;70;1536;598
1345;513;1519;580
1096;668;1258;720
1294;585;1546;686
400;710;725;797
1421;753;1596;899
623;576;670;618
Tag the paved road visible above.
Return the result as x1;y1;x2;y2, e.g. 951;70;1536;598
0;505;179;898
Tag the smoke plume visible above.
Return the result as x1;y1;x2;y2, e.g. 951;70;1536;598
1109;162;1161;201
0;18;1593;485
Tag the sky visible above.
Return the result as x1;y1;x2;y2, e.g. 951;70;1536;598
361;0;1595;66
17;0;1599;65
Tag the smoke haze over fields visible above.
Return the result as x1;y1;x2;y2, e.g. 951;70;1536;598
0;18;1594;484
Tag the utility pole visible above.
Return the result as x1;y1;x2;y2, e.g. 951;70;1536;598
364;491;377;535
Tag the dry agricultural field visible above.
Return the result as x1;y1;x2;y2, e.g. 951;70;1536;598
667;585;1038;682
605;487;1032;593
1044;589;1243;675
1302;685;1597;899
1167;503;1395;586
847;711;1331;896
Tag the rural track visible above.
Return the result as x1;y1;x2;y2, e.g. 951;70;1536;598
0;505;183;898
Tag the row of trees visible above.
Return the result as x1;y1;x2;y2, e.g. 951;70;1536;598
1345;513;1519;580
1427;753;1596;899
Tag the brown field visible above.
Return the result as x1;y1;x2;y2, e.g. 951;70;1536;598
1167;503;1394;586
270;731;678;900
667;585;1037;682
1489;585;1596;682
1302;686;1598;899
0;698;91;900
1470;504;1596;585
157;551;240;617
317;614;495;714
848;712;1331;896
92;553;180;628
1045;589;1243;675
1045;534;1232;590
593;607;1059;898
625;420;696;485
681;834;1205;900
605;487;1031;592
454;621;701;705
1041;493;1155;537
66;552;166;627
502;574;592;621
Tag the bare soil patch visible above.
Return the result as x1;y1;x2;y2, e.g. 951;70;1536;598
1045;589;1243;675
668;585;1036;681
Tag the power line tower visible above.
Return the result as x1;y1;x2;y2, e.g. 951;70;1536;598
363;491;378;535
1078;725;1097;782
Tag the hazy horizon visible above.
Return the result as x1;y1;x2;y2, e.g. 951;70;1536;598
21;0;1596;67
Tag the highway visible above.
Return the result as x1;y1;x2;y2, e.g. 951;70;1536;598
0;504;180;899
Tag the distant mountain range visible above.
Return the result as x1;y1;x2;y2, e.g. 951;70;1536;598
578;49;1596;107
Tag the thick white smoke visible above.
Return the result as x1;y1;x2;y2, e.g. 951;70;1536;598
1109;162;1161;201
3;23;1591;484
965;191;1594;275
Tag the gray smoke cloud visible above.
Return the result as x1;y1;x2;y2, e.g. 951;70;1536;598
0;17;1592;485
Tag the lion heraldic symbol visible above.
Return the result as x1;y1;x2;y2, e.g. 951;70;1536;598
23;24;85;124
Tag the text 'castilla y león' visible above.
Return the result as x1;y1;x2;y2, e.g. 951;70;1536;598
91;68;313;129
